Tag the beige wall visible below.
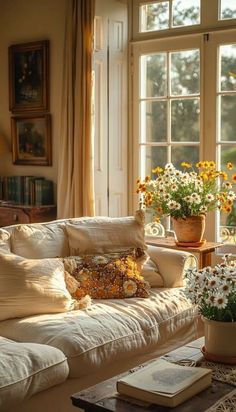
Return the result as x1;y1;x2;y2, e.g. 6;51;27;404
0;0;66;195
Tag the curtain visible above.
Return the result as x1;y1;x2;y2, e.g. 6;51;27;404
57;0;95;218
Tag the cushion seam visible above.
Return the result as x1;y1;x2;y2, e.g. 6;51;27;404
66;306;197;358
0;358;68;390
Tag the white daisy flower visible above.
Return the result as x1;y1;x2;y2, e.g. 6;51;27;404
123;280;137;297
184;195;192;203
228;191;236;200
200;205;208;213
222;181;232;189
205;194;215;202
213;294;228;309
171;183;178;192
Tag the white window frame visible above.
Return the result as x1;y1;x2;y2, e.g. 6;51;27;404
130;30;236;247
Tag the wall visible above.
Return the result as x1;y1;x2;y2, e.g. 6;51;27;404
0;0;66;195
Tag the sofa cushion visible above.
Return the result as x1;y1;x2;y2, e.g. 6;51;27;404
0;254;76;321
0;229;11;253
10;222;69;258
65;211;147;257
0;288;200;379
63;250;150;299
141;259;164;287
0;336;69;411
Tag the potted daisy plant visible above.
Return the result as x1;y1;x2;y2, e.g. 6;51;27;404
185;255;236;362
136;161;236;246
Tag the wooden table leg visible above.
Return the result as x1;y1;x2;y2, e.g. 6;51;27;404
200;251;212;269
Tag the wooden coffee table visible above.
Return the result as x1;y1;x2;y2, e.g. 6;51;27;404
71;338;235;411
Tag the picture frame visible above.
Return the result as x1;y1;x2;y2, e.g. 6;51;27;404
11;114;52;166
9;40;49;113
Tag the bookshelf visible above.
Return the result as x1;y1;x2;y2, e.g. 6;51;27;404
0;203;57;226
0;176;55;206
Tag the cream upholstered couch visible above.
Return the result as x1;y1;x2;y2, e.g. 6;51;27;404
0;214;203;412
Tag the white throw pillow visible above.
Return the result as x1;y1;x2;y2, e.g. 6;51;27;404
141;260;164;288
0;253;76;321
0;229;11;253
66;211;147;256
10;223;69;258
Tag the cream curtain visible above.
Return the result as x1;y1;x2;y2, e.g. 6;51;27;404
57;0;95;218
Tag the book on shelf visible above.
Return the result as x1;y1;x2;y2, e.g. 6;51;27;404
0;175;54;206
116;358;212;408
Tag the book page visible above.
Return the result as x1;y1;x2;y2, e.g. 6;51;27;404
119;359;209;395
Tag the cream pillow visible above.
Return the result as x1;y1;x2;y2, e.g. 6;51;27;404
0;253;76;321
141;259;164;288
10;223;69;258
0;229;11;253
65;210;147;256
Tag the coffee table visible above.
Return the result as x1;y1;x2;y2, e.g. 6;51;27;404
71;338;235;411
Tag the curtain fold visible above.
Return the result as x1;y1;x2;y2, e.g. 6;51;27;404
57;0;95;218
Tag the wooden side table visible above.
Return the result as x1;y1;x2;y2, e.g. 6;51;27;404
145;236;223;269
0;203;57;226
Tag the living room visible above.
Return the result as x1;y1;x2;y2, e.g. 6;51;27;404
0;0;236;411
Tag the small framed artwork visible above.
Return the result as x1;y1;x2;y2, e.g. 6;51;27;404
9;40;49;113
11;114;52;166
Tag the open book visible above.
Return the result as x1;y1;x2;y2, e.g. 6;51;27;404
117;358;212;408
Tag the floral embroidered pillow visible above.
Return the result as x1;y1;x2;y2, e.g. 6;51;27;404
62;249;150;299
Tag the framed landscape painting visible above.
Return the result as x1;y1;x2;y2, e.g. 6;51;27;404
9;40;49;113
11;114;52;166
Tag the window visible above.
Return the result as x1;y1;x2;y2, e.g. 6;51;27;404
131;1;236;249
140;0;200;32
139;45;200;177
220;0;236;20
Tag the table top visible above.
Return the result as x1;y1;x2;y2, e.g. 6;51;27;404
145;236;223;253
71;338;235;412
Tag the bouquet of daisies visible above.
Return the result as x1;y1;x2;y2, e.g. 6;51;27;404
185;255;236;322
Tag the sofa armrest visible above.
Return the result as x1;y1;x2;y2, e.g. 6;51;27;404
147;245;197;288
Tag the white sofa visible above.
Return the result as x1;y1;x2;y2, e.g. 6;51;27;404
0;215;203;412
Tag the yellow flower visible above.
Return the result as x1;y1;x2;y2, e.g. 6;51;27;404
209;161;216;168
152;166;163;174
181;162;192;168
200;172;208;181
203;161;209;168
219;171;228;180
227;162;233;170
196;161;204;168
223;205;232;213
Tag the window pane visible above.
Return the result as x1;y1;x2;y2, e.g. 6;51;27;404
220;44;236;92
220;145;236;244
140;2;169;32
220;0;236;20
171;146;199;168
172;0;200;27
141;101;167;143
220;96;236;141
171;99;200;142
143;146;167;177
141;54;167;98
171;49;200;95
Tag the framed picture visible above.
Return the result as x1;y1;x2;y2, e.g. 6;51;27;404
11;114;52;166
9;40;49;113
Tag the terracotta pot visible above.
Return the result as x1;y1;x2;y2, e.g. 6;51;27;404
203;317;236;357
171;215;206;243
